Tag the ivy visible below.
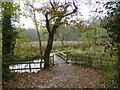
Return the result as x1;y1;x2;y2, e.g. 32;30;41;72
2;1;21;80
101;1;120;88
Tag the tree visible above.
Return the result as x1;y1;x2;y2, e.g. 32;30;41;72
23;1;43;55
2;2;16;55
102;1;120;88
34;1;78;68
84;17;103;52
2;1;21;79
2;1;20;55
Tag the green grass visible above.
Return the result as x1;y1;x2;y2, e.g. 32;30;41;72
13;41;117;69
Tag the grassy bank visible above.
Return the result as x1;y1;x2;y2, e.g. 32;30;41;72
13;41;110;59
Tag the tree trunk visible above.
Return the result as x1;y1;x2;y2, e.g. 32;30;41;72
35;23;42;55
44;33;54;69
59;35;64;46
33;13;42;55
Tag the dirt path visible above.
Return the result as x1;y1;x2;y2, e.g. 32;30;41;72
3;56;106;88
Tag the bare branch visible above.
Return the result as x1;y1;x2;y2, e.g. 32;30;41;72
49;15;58;20
45;1;78;34
29;4;34;9
73;1;78;13
25;3;34;10
73;1;78;9
49;2;77;21
63;2;78;18
63;3;69;13
50;2;55;11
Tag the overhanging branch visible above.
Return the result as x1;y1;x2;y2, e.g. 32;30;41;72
51;2;78;34
49;2;78;21
63;2;78;18
50;2;55;11
46;1;78;34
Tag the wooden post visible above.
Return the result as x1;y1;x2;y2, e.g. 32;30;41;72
29;62;31;72
53;54;54;65
66;54;68;63
100;58;102;69
21;64;22;72
75;56;77;64
40;57;42;69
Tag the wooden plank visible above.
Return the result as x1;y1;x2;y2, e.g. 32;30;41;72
10;68;42;70
67;55;116;62
9;61;44;64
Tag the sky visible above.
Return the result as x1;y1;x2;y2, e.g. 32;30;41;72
14;0;119;29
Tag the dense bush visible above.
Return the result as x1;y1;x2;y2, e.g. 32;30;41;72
2;54;19;80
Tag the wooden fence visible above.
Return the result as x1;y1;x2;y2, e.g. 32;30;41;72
9;55;54;72
56;52;117;69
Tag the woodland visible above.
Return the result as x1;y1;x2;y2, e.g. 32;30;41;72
1;0;120;89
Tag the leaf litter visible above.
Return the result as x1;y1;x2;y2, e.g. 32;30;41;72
3;56;106;88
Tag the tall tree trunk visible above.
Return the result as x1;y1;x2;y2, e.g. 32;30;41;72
44;33;54;69
36;28;42;55
43;1;78;69
58;34;64;46
33;13;42;55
